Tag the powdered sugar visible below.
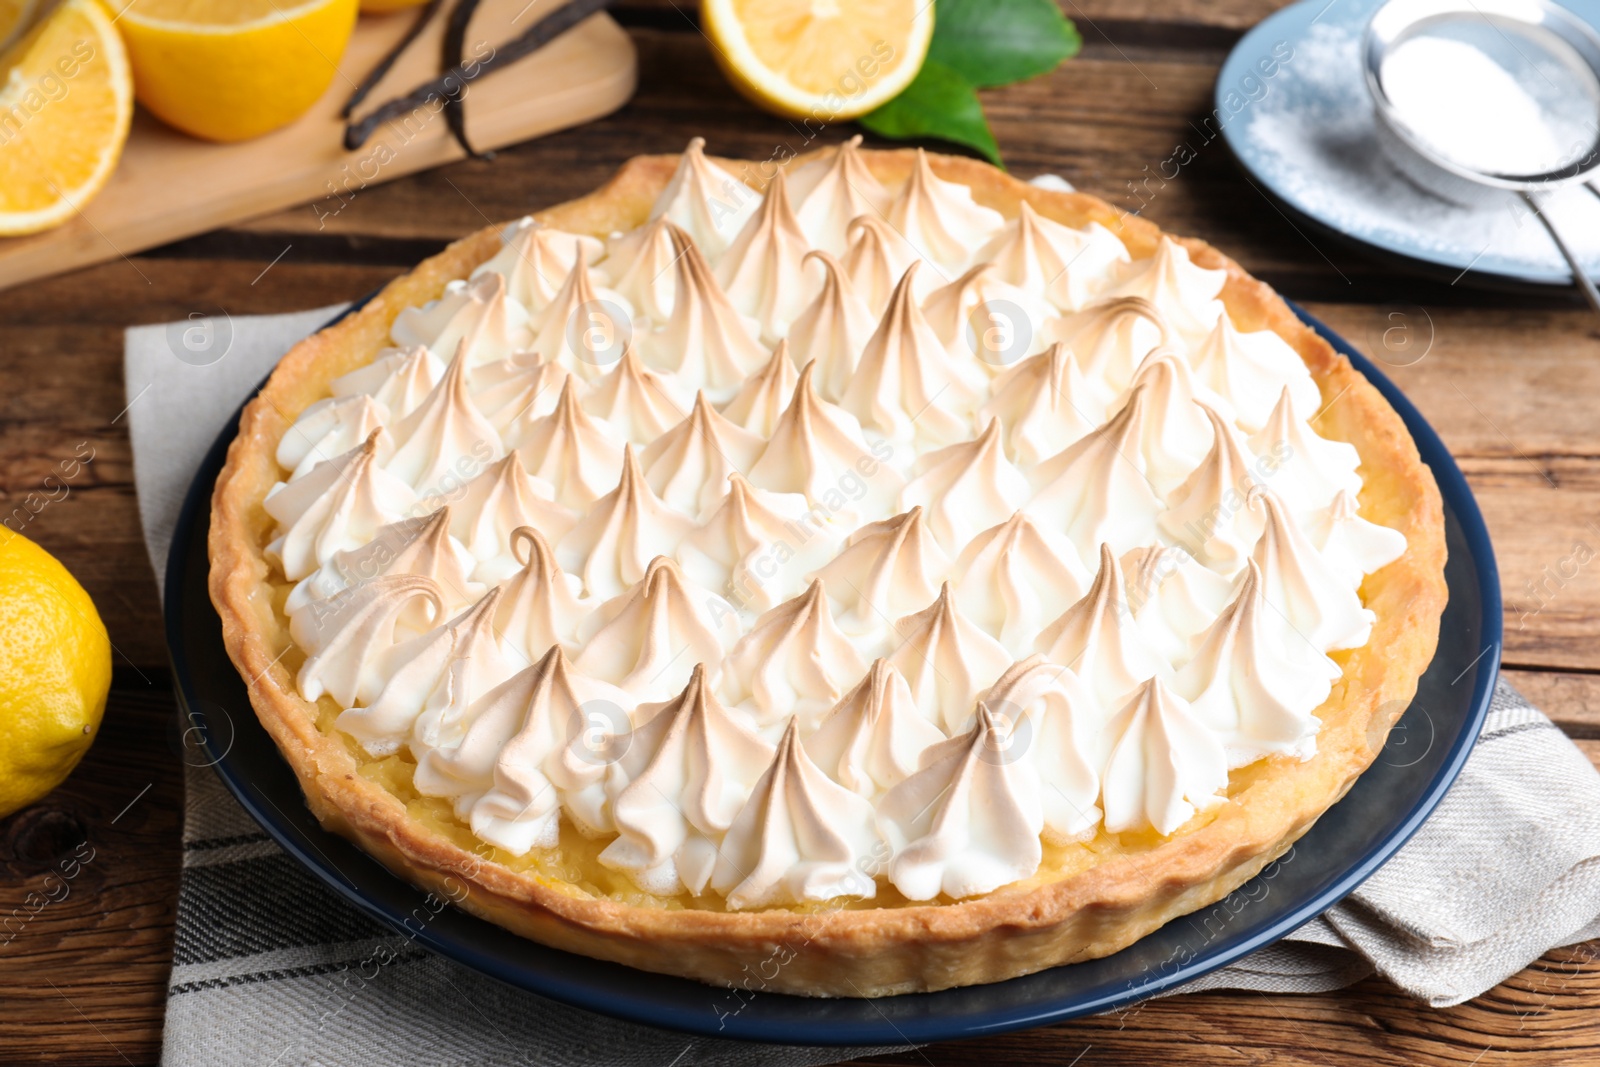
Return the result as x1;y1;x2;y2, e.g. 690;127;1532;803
1242;20;1600;278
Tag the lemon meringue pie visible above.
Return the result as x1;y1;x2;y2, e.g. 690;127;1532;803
211;137;1446;997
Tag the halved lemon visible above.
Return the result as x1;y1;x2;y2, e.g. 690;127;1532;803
702;0;933;121
0;0;133;236
116;0;359;143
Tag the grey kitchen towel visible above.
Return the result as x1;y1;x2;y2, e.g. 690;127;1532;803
127;307;1600;1066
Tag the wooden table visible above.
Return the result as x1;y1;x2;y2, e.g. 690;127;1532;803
4;1;1599;1062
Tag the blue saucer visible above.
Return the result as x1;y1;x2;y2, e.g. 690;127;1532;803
165;304;1499;1046
1216;0;1600;288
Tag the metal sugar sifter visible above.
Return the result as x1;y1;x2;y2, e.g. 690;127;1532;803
1363;0;1600;315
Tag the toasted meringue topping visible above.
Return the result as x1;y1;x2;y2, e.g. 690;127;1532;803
331;345;444;422
719;580;868;728
886;148;1005;272
787;135;892;254
888;583;1013;733
293;574;442;709
266;433;417;581
285;506;481;630
1104;236;1227;350
1049;296;1173;394
392;272;531;366
573;557;737;701
1191;314;1321;432
1310;490;1406;586
647;137;759;262
810;507;950;640
471;217;605;315
1121;543;1234;666
950;511;1091;656
527;245;636;381
337;588;515;758
719;341;799;436
468;355;576;436
805;659;945;798
980;342;1109;467
1248;387;1362;517
711;719;883;908
715;170;814;339
599;664;774;895
981;657;1102;841
676;473;821;614
639;224;769;399
1101;677;1229;835
443;647;630;854
839;263;988;448
581;343;692;444
1118;349;1228;496
510;378;626;511
899;419;1031;552
749;361;902;509
451;453;576;583
1159;403;1266;572
639;391;764;520
1026;388;1162;558
1035;545;1164;708
557;446;697;600
601;215;680;323
843;214;933;313
278;394;391;481
785;251;877;402
384;348;504;495
494;527;592;660
920;262;1054;368
1249;488;1374;652
879;703;1043;900
1174;561;1333;766
975;201;1129;310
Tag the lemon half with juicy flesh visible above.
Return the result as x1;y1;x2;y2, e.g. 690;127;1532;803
703;0;933;121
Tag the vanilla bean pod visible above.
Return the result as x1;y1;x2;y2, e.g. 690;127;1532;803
340;0;448;119
441;0;487;157
343;0;611;152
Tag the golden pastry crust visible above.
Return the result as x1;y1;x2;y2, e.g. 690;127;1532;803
209;147;1448;998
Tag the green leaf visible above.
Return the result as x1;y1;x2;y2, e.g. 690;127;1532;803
859;60;1002;165
928;0;1082;88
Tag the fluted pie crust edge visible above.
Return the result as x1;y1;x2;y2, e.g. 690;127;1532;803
208;147;1448;998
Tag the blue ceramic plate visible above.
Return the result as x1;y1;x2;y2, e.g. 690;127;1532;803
165;303;1499;1046
1216;0;1600;288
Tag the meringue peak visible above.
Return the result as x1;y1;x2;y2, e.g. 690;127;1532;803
719;340;799;436
899;418;1031;552
715;169;813;339
1035;544;1164;707
975;200;1129;311
879;701;1043;900
786;250;877;402
719;579;869;728
511;377;626;511
556;444;696;600
647;137;760;262
810;506;950;638
839;262;987;447
572;556;735;701
1101;676;1228;835
639;222;769;398
805;658;946;798
787;134;892;254
888;582;1013;733
885;148;1004;272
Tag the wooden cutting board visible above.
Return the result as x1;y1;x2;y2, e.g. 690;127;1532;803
0;0;636;292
